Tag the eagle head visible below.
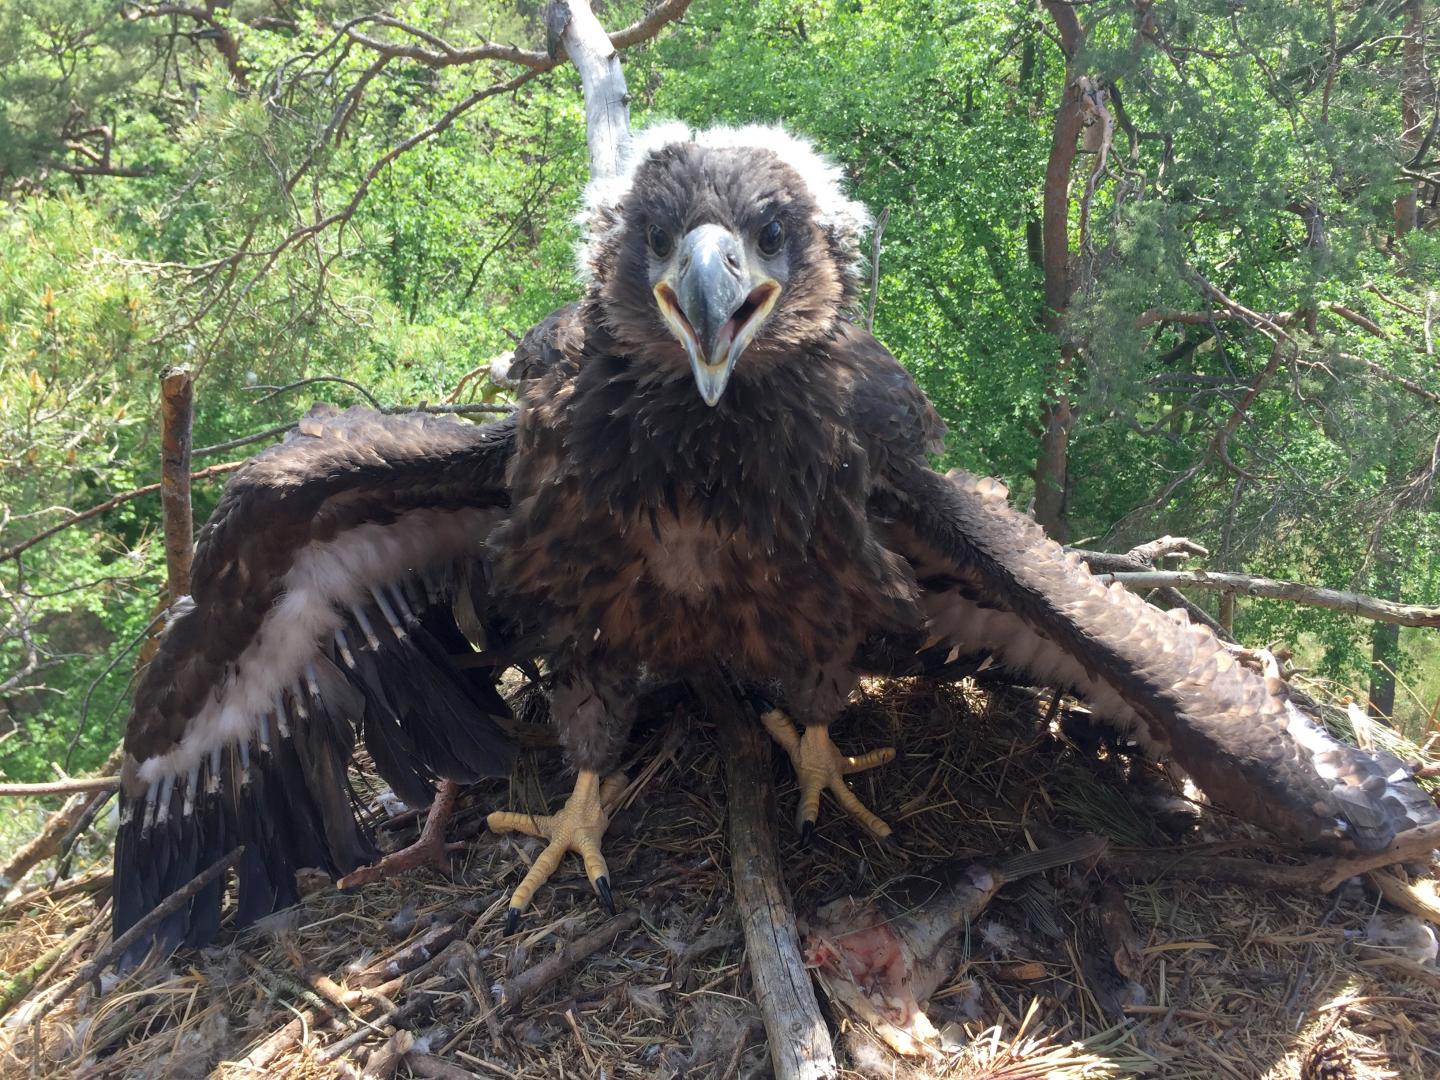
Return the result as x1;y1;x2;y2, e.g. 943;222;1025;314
578;124;870;406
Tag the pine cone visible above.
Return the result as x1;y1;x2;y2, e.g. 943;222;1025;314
1300;1039;1358;1080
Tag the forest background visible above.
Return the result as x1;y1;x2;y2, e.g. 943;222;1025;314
0;0;1437;796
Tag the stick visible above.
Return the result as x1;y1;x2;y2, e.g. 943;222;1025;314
0;745;124;898
714;685;838;1080
159;364;195;601
1098;568;1440;627
0;777;119;797
240;921;468;1067
0;461;245;564
495;909;641;1012
30;847;242;1021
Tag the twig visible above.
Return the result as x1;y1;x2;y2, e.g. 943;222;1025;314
55;789;116;880
0;462;245;563
712;681;838;1080
251;375;382;409
193;423;298;458
4;871;113;914
1098;568;1440;627
495;909;641;1012
32;847;244;1020
0;777;119;797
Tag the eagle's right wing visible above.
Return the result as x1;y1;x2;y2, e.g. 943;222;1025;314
840;322;1436;855
879;463;1438;853
115;406;519;968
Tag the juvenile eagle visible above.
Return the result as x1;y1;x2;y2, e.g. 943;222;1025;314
113;124;1437;966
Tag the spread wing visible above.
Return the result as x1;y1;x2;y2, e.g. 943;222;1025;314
843;325;1438;852
115;406;519;968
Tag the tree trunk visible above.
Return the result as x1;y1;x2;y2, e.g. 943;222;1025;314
159;365;195;602
1368;619;1400;720
1394;0;1423;237
1034;2;1086;541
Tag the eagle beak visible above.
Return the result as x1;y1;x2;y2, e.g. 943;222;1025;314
654;224;780;407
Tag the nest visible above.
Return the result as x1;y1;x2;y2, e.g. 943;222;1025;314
2;676;1437;1079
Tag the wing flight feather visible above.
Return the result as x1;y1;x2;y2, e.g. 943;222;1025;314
115;407;518;967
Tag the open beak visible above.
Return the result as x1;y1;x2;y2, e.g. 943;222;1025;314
654;223;780;406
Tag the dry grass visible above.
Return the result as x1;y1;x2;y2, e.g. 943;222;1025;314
1;676;1437;1079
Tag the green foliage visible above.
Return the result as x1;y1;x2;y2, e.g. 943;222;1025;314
0;0;1437;779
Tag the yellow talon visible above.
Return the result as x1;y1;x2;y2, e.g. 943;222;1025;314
487;769;626;931
759;708;894;841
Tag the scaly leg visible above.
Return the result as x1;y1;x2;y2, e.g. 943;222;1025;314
337;780;465;890
487;769;627;933
756;702;895;844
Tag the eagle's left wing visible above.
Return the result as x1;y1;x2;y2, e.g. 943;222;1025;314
843;326;1438;852
114;406;520;968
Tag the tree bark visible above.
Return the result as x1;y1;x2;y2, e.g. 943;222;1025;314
545;0;632;182
1394;0;1424;237
159;365;195;602
716;688;837;1080
1033;2;1086;541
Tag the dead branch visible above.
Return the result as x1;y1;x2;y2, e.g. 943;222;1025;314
0;461;245;564
494;910;642;1013
122;1;249;89
0;402;517;563
1125;535;1209;563
241;918;470;1067
549;0;631;181
337;0;690;77
715;683;838;1080
0;777;119;797
33;846;244;1021
159;365;194;601
1324;302;1386;338
0;745;124;899
1098;568;1440;627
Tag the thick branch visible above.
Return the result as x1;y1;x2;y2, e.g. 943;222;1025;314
715;683;837;1080
547;0;630;181
1099;569;1440;627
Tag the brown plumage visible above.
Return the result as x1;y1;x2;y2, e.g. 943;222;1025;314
112;123;1437;967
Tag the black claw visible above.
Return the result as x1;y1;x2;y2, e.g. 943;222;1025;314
504;908;520;935
594;875;616;915
744;688;776;715
799;820;816;848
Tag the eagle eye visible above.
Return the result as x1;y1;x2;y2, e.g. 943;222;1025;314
647;224;673;259
757;219;785;257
